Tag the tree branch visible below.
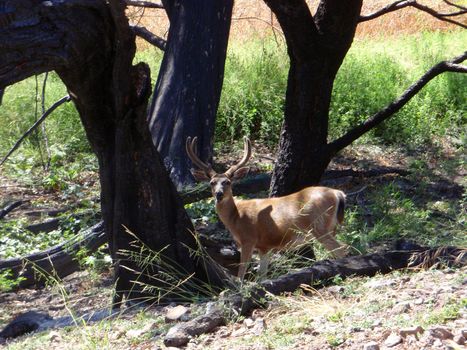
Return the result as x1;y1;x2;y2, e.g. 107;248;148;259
131;25;167;51
359;0;467;28
327;51;467;154
125;0;163;9
0;95;71;166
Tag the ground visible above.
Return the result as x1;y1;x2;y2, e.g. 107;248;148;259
0;142;465;349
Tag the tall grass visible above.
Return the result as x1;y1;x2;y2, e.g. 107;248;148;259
0;30;464;176
330;30;467;145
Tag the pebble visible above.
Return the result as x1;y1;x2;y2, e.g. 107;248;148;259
165;305;189;322
362;341;380;350
429;326;454;340
399;325;424;339
384;333;402;347
453;335;465;345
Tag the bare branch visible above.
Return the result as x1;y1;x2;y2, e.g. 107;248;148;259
327;52;467;154
359;0;467;28
125;0;163;9
131;25;166;51
443;0;466;11
1;95;71;166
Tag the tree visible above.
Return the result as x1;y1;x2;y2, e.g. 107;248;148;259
148;0;234;189
0;0;227;305
264;0;466;196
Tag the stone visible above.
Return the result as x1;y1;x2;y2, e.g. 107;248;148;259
399;326;424;340
362;341;380;350
165;305;189;323
429;326;454;340
48;330;61;342
461;329;467;338
453;335;465;345
392;301;411;314
384;333;402;347
251;318;265;335
243;318;255;328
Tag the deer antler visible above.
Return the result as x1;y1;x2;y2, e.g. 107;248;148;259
186;136;216;178
225;137;252;178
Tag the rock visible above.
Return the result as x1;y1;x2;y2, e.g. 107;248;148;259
453;335;465;345
371;319;382;328
461;329;467;338
399;326;424;339
251;318;265;335
126;328;145;339
365;279;396;289
231;327;247;337
384;333;402;347
413;298;424;305
327;285;345;294
429;326;454;340
362;341;380;350
392;301;411;314
243;318;255;328
48;330;61;342
165;305;189;323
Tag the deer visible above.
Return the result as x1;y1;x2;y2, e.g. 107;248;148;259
186;136;349;280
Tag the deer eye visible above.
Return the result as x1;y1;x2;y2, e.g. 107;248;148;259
222;180;230;186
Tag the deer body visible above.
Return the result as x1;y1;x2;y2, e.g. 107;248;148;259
186;137;348;280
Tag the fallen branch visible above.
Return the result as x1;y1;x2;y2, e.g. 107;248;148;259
0;222;106;288
164;245;466;346
0;200;24;220
0;95;71;166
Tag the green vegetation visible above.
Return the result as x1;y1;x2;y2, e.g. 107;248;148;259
1;30;464;177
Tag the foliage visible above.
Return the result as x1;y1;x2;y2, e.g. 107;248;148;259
339;181;466;253
330;30;467;146
0;269;25;292
218;39;287;145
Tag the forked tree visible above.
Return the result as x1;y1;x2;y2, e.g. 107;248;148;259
0;0;228;305
263;0;466;196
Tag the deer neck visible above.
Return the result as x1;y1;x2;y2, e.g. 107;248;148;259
215;195;239;229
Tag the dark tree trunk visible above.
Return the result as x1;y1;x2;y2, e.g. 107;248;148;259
0;89;3;105
264;0;362;196
0;0;227;305
149;0;234;189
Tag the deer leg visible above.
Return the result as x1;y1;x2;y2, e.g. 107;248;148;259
238;244;254;281
315;230;348;258
258;251;270;279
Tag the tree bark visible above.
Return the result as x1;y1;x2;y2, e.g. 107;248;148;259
264;0;363;196
148;0;234;189
0;0;228;305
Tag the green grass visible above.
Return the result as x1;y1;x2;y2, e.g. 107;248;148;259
0;30;464;177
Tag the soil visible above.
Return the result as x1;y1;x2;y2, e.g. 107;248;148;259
0;143;465;349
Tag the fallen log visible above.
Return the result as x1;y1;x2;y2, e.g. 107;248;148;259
0;222;106;288
0;168;412;289
163;245;466;347
0;200;24;220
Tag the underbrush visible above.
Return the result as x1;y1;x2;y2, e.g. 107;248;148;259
0;30;464;181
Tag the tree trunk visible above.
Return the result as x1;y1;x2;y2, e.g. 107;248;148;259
0;88;3;105
0;0;228;305
149;0;234;189
264;0;362;196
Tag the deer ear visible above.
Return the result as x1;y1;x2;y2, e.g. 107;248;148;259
191;169;211;182
232;167;250;180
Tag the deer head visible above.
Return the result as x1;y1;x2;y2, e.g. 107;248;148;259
186;136;252;203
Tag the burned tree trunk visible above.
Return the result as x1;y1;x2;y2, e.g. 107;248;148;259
149;0;234;189
264;0;362;196
0;0;227;305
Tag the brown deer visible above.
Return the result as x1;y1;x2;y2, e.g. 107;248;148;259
186;136;348;280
